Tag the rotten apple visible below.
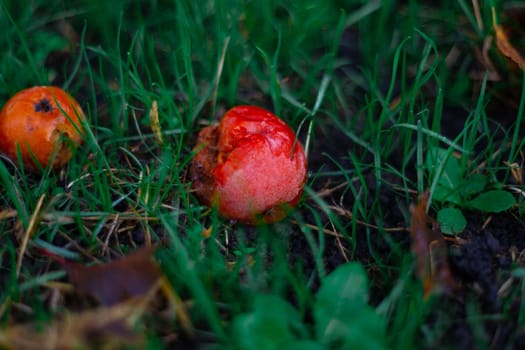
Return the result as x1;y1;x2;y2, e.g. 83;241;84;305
190;105;307;224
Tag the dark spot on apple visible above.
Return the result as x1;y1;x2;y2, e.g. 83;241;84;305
34;98;54;113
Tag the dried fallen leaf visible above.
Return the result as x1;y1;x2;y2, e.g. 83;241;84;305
504;160;523;185
0;296;149;350
201;225;213;238
409;192;458;297
494;25;525;69
42;247;194;335
43;246;160;306
492;7;525;70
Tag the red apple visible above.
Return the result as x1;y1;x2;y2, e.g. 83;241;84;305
190;106;307;224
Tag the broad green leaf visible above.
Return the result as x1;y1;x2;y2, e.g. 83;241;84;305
314;263;387;350
315;306;387;350
466;190;516;213
283;340;325;350
437;207;467;235
426;148;462;204
232;294;306;350
233;313;295;350
460;173;488;197
316;263;368;312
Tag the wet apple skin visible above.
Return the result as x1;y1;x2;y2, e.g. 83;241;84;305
190;105;307;224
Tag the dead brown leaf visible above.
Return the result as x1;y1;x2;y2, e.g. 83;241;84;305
0;297;149;350
492;7;525;70
409;192;458;297
41;247;194;336
43;246;160;306
495;25;525;69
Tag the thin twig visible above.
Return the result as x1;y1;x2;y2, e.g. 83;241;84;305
328;205;406;232
292;221;346;239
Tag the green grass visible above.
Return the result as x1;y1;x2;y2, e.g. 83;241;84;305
1;0;524;349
